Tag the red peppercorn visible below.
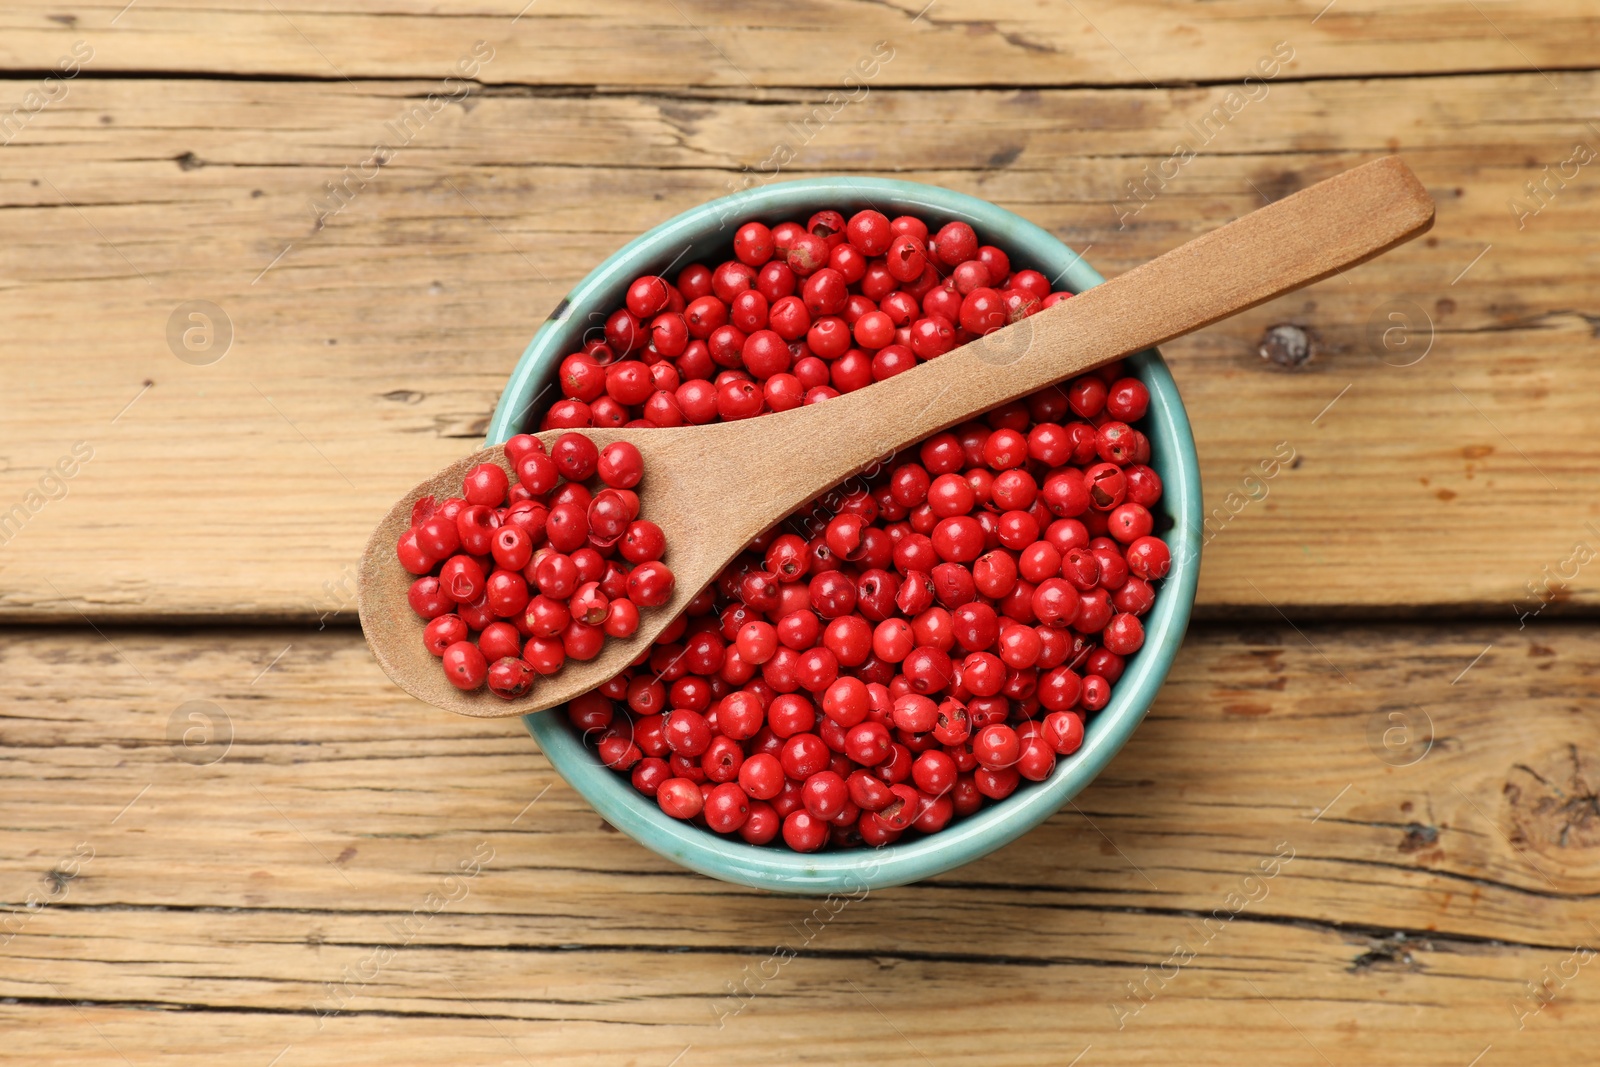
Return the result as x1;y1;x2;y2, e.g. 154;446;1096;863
908;314;956;359
1106;378;1150;422
704;782;751;833
972;723;1020;770
768;692;816;738
876;783;920;829
823;615;873;667
461;462;507;508
454;505;499;557
737;751;784;800
733;223;774;266
1081;674;1111;711
595;441;643;488
901;646;953;694
884;234;925;283
1073;587;1116;634
474;621;520;663
664;708;713;757
626;275;671;319
787;233;829;276
658;778;705;820
1041;711;1085;755
1108;503;1153;543
631;757;670;797
406;576;452;620
1126;536;1171;580
422;613;468;655
1103;613;1145;656
1015;733;1056;781
801;771;848;819
562;619;605;660
440;641;487;691
932;221;978;267
957;288;1006;335
974;765;1020;801
436;555;484;603
1037;666;1083;712
782;809;830;852
780;733;830;780
488;657;535;700
739;801;780;844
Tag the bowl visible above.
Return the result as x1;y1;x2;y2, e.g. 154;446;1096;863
484;178;1201;894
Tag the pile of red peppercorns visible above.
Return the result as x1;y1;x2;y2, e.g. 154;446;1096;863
541;211;1071;429
546;208;1171;852
397;434;675;698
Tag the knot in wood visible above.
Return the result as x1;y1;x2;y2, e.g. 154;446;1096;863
1258;323;1315;369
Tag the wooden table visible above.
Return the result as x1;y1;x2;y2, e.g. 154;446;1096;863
3;3;1598;1063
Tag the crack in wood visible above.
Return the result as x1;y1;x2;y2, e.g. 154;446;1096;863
3;65;1600;93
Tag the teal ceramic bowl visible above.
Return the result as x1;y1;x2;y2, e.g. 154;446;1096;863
485;178;1201;895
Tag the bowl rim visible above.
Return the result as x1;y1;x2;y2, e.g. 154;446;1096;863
485;177;1201;895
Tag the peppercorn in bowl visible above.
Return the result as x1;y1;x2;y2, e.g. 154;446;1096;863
485;178;1201;894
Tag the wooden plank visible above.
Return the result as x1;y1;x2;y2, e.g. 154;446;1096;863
0;0;1595;85
1;623;1598;1064
2;74;1598;620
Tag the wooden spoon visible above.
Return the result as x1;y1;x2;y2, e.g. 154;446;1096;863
359;156;1434;718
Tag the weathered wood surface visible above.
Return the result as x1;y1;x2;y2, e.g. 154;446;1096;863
2;72;1598;620
4;6;1599;1064
2;0;1597;85
1;624;1597;1065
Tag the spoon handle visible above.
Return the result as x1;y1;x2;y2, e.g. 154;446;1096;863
773;156;1433;488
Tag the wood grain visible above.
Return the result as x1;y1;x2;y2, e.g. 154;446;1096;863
1;0;1596;85
1;74;1596;621
1;622;1596;1064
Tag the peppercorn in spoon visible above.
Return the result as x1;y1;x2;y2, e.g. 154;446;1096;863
359;156;1434;718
